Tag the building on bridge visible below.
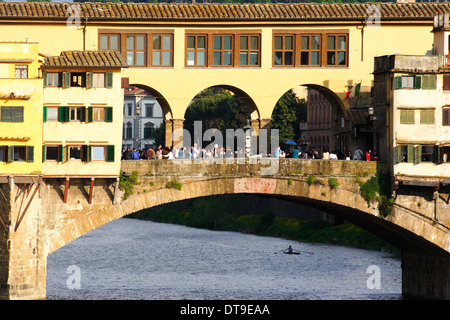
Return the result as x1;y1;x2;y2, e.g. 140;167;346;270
373;14;450;188
41;50;128;182
0;42;43;175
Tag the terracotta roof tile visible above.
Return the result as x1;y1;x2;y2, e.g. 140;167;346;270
0;2;449;21
42;50;127;68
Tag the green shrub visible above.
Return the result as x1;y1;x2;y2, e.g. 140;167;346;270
307;175;315;186
165;179;182;190
119;170;139;199
328;178;339;189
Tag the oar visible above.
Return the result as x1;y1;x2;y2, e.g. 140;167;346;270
299;251;314;254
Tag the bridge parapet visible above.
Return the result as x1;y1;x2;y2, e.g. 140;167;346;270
120;158;387;178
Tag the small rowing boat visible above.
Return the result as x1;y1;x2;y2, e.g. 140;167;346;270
283;250;300;255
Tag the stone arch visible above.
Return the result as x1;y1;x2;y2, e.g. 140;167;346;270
186;84;260;120
128;83;173;120
46;175;450;257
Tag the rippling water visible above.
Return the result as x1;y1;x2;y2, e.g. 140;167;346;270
46;218;402;300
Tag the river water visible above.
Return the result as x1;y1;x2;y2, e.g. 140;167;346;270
46;218;402;300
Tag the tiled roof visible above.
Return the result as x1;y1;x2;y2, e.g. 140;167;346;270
0;2;449;21
349;107;369;126
42;50;127;68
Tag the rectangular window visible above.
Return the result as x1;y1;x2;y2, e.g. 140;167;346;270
152;35;172;67
443;107;450;126
99;34;120;51
145;103;154;118
422;75;436;89
70;107;85;122
421;145;434;162
326;35;347;66
46;72;60;87
444;75;450;91
300;35;320;66
126;35;146;66
274;35;294;66
46;106;59;121
213;35;233;67
93;73;105;88
12;146;26;162
400;110;415;124
69;146;82;160
45;145;61;161
400;144;408;162
239;35;260;66
395;75;422;89
92;107;105;122
15;65;28;79
420;109;435;124
70;72;85;87
186;35;207;66
92;146;106;161
441;146;450;163
1;107;23;123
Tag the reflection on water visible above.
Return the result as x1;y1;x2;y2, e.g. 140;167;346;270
47;218;402;300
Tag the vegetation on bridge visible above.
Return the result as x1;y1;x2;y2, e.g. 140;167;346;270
358;172;394;217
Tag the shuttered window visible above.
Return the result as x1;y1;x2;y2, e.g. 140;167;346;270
1;107;23;122
400;110;415;124
443;108;450;126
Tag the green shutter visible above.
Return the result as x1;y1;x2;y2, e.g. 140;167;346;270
81;72;87;88
9;146;14;163
26;146;34;163
88;72;93;88
80;107;86;122
394;145;400;164
43;71;47;87
106;145;115;162
407;144;414;163
63;72;70;88
433;145;441;164
43;106;47;122
105;107;113;122
423;75;436;89
59;145;64;162
414;75;422;89
87;107;93;122
414;145;421;165
106;72;113;88
59;106;69;122
81;145;89;162
395;76;402;89
42;145;46;162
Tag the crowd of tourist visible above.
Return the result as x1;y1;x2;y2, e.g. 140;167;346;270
122;144;379;161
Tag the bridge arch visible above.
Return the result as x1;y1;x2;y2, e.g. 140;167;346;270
186;84;259;120
46;165;449;258
128;83;173;120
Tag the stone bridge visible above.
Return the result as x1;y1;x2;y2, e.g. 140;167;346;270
1;158;450;299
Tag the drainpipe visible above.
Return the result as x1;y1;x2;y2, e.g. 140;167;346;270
433;188;439;221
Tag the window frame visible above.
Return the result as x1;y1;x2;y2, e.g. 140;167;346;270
300;34;321;67
1;106;24;123
151;34;173;67
15;65;28;79
273;34;294;67
272;30;349;68
420;109;435;124
238;35;260;67
185;30;262;68
399;109;415;124
443;106;450;126
98;29;174;68
126;34;146;67
186;34;207;67
325;34;348;67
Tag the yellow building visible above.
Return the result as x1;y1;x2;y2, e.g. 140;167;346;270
372;15;450;185
0;42;43;175
41;50;127;179
0;2;447;150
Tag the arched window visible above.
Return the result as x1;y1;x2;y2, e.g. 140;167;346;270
126;122;133;140
144;122;155;139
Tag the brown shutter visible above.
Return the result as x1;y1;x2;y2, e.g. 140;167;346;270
121;77;129;89
443;75;450;91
